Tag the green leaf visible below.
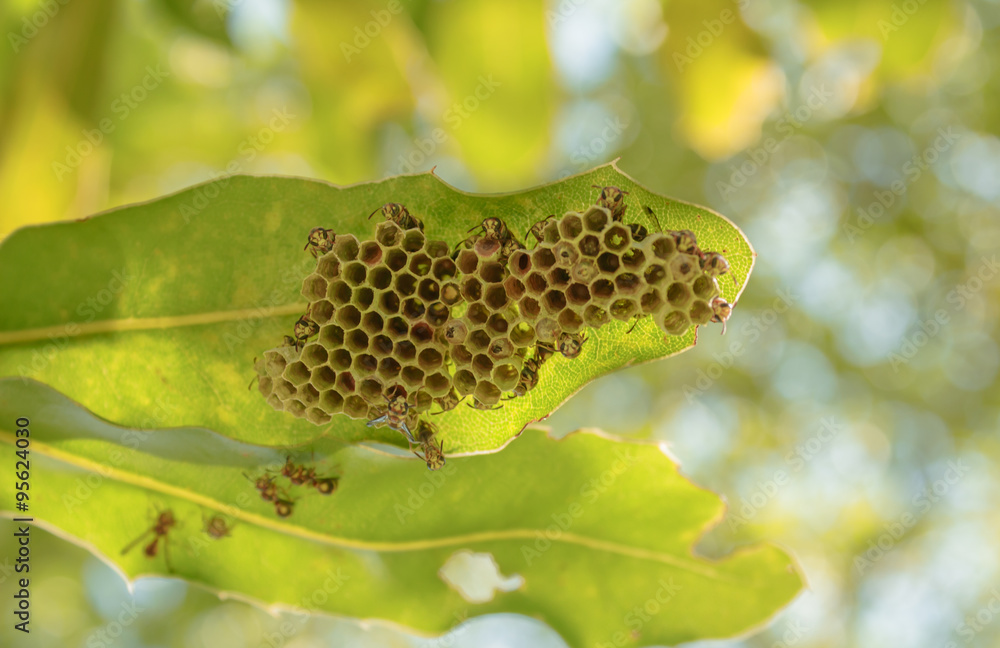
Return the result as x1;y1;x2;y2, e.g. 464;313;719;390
0;164;753;452
0;378;799;647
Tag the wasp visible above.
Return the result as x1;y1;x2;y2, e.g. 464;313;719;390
289;315;319;351
557;332;587;359
508;357;541;398
431;388;462;414
273;499;295;517
202;513;232;540
122;510;176;568
367;388;416;442
710;296;733;334
369;203;423;231
457;217;524;261
281;456;316;486
671;229;699;255
632;205;665;242
700;252;730;277
526;214;556;244
411;419;446;471
466;398;502;411
594;185;629;221
247;473;281;502
304;227;336;258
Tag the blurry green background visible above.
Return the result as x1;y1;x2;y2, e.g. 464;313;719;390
1;0;999;646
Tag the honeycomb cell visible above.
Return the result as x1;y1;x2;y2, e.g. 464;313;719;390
583;305;610;328
492;364;519;391
418;278;440;302
409;253;432;276
540;220;561;245
480;262;505;283
286;401;305;417
343;262;367;287
689;299;714;325
418;348;444;371
566;283;590;306
319;324;345;348
662;310;690;336
432;257;457;281
615;272;641;295
352;287;374;310
298;383;320;407
401;298;426;321
520;297;541;320
474;237;502;259
344;395;368;418
571;258;599;283
335;304;362;330
266;394;283;410
306;407;331;426
486;313;510;335
409;322;434;345
468;329;491;351
640;289;664;313
548;267;571;288
317;255;340;279
386;316;409;340
401;230;425;253
385;248;407;272
666;282;693;308
320;390;344;413
670;254;699;282
488;337;513;360
474;381;502;406
263;349;287;376
426;240;450;258
643;264;668;287
395;273;417;296
454;370;477;395
375;291;399;315
394;340;416;361
426;302;450;327
553;242;579;271
621;248;645;270
378;357;402;380
610;298;638;320
457;249;479;275
345;329;369;353
558;309;584;332
648;234;676;261
533;247;556;271
284;361;310;386
484;285;508;310
329;348;352;371
590;278;615;303
328;280;352;307
359;379;383;402
452;345;473;366
376;221;402;247
274;379;295;400
301;344;328;368
583;206;608;232
461;277;483;302
333;235;360;261
603;225;630;251
510;321;535;346
441;282;461;305
579;234;600;257
302;274;328;302
371;334;393;357
526;272;547;296
401;366;425;387
359;241;383;267
597;252;620;274
508;250;532;277
443;319;469;345
472;354;494;379
257;377;273;397
425;372;451;396
311;300;335;325
692;275;720;300
335;372;356;393
535;318;560;342
503;276;526;301
466;303;489;326
369;266;392;290
559;213;584;239
544;289;567;314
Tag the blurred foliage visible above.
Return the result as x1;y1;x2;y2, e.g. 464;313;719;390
1;0;999;647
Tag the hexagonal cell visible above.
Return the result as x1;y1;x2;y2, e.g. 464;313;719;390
418;348;444;371
425;372;451;397
317;255;340;279
535;318;560;342
441;282;461;305
319;389;344;414
454;370;477;396
640;289;664;313
432;257;457;281
520;296;541;320
670;254;699;283
566;283;591;306
378;290;400;314
603;225;630;252
590;278;615;303
525;272;548;296
533;247;556;271
610;298;638;321
426;302;449;327
257;377;273;397
343;395;368;418
370;334;393;357
284;361;311;386
298;383;320;407
394;340;417;361
484;285;508;311
615;272;641;295
333;235;360;261
457;249;479;275
460;276;483;302
579;234;600;257
583;206;609;232
352;287;374;310
335;371;356;393
443;319;469;345
648;234;676;261
510;321;535;347
359;240;383;267
662;310;690;336
359;378;383;402
486;313;510;335
369;266;392;290
492;363;520;391
583;305;610;328
329;348;352;371
343;261;367;287
385;248;407;272
571;258;599;284
286;401;306;418
426;240;450;258
409;321;434;345
273;379;295;400
402;298;426;321
335;304;362;330
310;300;335;325
394;273;417;297
543;289;567;314
415;278;439;303
328;280;352;307
597;252;620;274
377;357;402;380
541;220;561;245
467;329;491;351
689;299;714;325
264;349;290;375
401;230;425;253
361;311;384;335
301;343;328;368
472;354;494;380
552;240;579;268
345;329;369;353
302;274;328;302
508;250;532;277
474;381;502;406
666;282;693;308
467;303;489;326
376;221;402;247
643;263;668;287
401;365;425;387
306;406;331;426
452;344;473;365
479;261;505;284
266;394;283;410
558;309;583;333
692;275;720;301
474;237;503;259
488;337;514;360
352;354;378;378
621;248;646;270
548;267;571;288
409;253;432;276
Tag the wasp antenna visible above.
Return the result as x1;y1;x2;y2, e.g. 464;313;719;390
368;206;382;220
466;222;482;233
